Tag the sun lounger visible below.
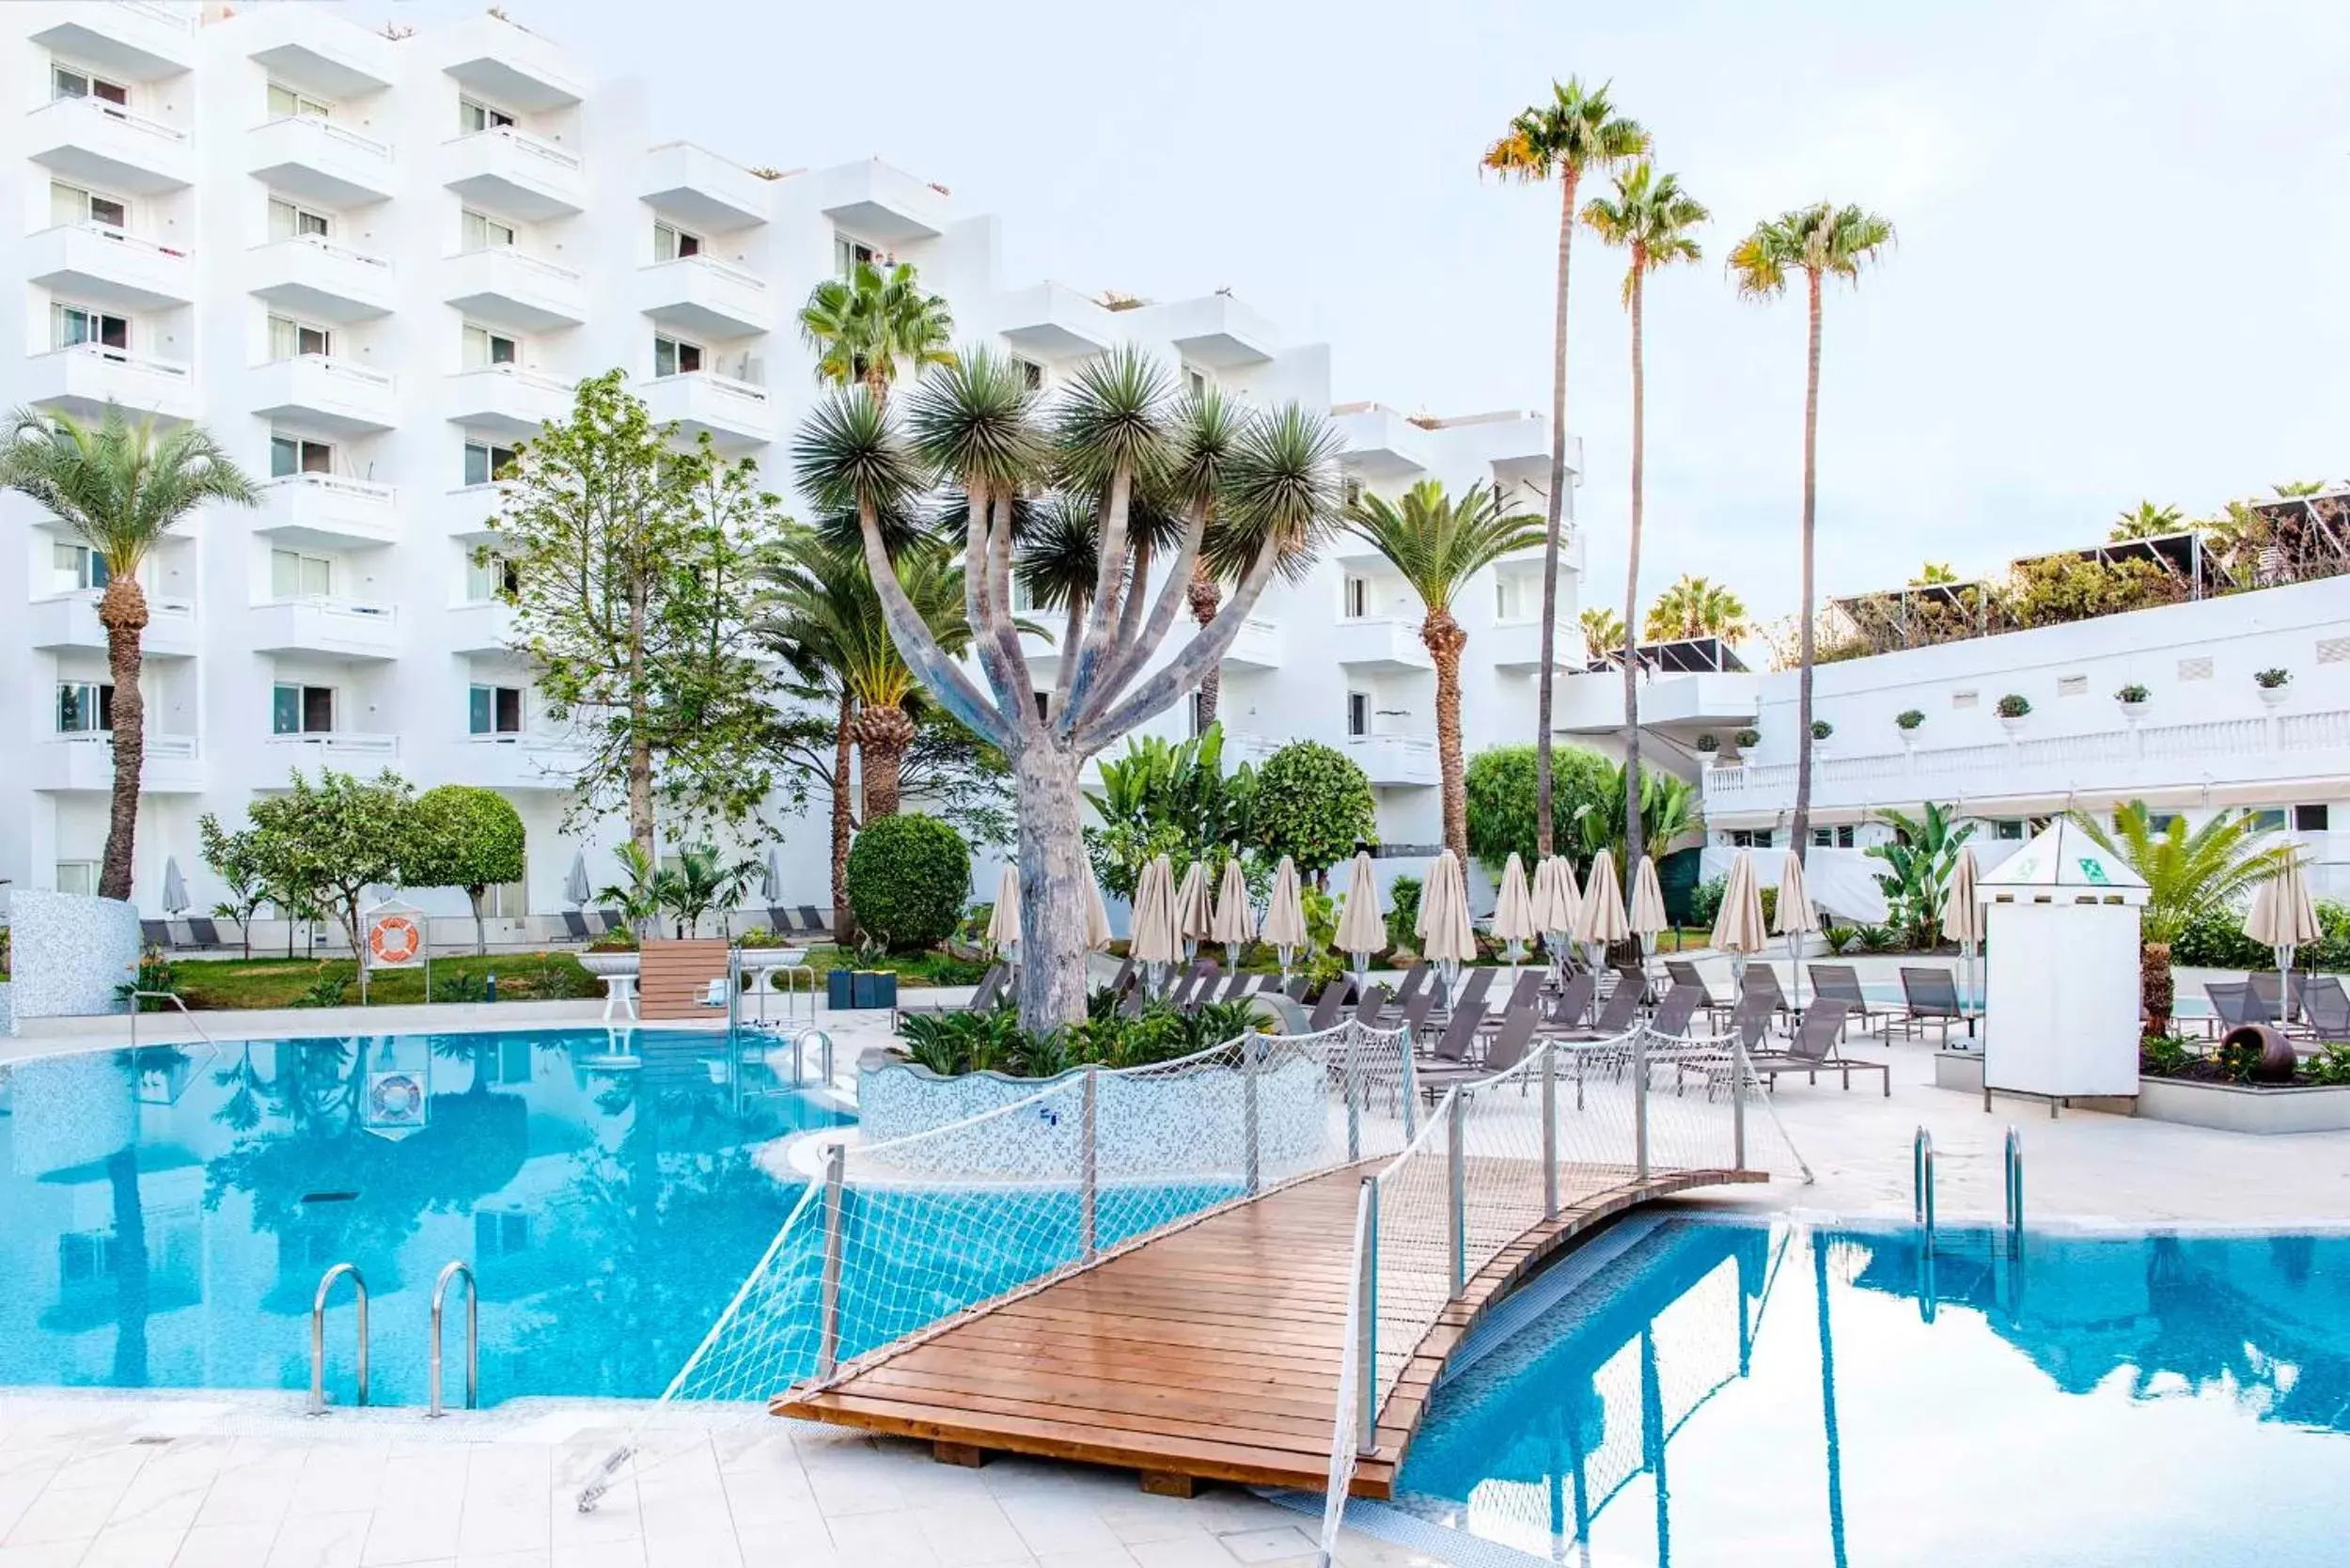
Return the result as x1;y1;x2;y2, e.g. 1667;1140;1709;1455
1737;999;1889;1096
140;919;173;950
2299;975;2350;1043
1892;966;1966;1045
1808;964;1890;1036
1740;963;1791;1018
1428;964;1496;1029
1552;974;1641;1041
1648;984;1700;1040
185;917;223;949
1542;972;1597;1033
1169;960;1222;1011
894;962;1008;1029
2204;980;2260;1034
1418;1002;1539;1096
1302;978;1356;1031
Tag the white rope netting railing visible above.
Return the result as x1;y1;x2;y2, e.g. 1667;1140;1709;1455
575;1015;1416;1509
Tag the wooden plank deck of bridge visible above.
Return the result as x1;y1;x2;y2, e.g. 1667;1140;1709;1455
776;1161;1763;1497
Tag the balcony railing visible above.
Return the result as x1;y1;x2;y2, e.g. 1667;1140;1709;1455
450;124;581;171
53;730;197;760
258;594;397;625
34;341;191;381
266;732;399;757
265;472;395;505
256;113;390;160
461;244;582;284
266;352;392;389
35;219;190;260
116;1;196;31
46;95;187;146
252;232;392;274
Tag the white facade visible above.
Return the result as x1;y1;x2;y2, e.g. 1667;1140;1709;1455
1;2;1584;925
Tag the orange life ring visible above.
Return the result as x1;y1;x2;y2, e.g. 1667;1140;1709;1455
369;915;421;964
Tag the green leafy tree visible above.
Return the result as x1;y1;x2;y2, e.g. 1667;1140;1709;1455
846;814;970;950
797;261;955;403
0;407;258;900
1482;78;1651;861
1729;201;1896;862
489;370;787;859
652;845;759;937
1340;479;1543;859
1571;763;1701;868
1464;744;1617;873
1251;742;1376;885
594;841;662;941
207;770;414;1002
1586;162;1709;863
1864;803;1978;949
196;819;275;960
402;786;526;955
1083;724;1258;902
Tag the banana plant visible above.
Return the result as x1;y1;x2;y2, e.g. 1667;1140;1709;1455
1865;802;1976;948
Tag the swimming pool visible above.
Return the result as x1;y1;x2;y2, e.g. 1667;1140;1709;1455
1395;1217;2347;1567
0;1028;849;1406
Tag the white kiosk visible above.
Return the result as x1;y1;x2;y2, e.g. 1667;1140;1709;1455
1978;819;2150;1113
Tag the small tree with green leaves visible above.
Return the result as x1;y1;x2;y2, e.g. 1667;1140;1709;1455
847;815;970;951
652;845;759;937
1252;742;1376;886
403;786;525;955
1463;743;1618;874
211;770;415;1002
196;819;271;960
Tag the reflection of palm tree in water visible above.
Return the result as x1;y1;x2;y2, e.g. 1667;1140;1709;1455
105;1140;150;1386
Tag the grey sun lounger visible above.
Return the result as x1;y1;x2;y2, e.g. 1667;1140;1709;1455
1808;964;1890;1036
2298;975;2350;1043
1666;959;1731;1027
1551;974;1641;1041
1647;983;1701;1040
1542;971;1597;1033
1737;999;1889;1096
894;961;1008;1029
1418;1002;1539;1095
1892;966;1966;1044
1304;978;1357;1032
561;910;593;941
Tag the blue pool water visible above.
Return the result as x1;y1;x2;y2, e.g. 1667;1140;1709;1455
1397;1218;2346;1567
0;1029;851;1406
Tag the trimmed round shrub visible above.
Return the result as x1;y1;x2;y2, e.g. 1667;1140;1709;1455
847;813;970;951
1463;743;1616;873
1254;741;1376;877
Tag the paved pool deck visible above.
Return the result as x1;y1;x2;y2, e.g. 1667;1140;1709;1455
4;979;2348;1568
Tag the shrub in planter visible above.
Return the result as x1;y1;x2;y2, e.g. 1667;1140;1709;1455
2255;667;2291;690
1733;729;1760;749
847;813;970;951
1695;733;1720;754
586;929;638;953
1810;719;1834;741
1995;694;2031;719
1895;710;1925;731
2115;683;2150;704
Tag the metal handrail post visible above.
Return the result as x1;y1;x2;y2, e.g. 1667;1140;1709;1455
1355;1176;1380;1456
1447;1090;1467;1300
822;1027;835;1084
2003;1125;2024;1249
1243;1035;1262;1198
1632;1029;1651;1183
1731;1036;1748;1172
815;1144;847;1377
429;1260;478;1417
1079;1066;1100;1262
727;947;741;1034
1913;1125;1936;1253
308;1262;368;1415
1540;1044;1559;1220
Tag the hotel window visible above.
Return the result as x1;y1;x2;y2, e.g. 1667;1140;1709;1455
56;682;114;733
464;551;518;602
55;862;100;898
53;304;129;355
1013;357;1043;391
463;441;520;486
53;65;129;107
1729;829;1773;848
462;323;519;368
653;222;702;261
1992;819;2026;840
267;314;332;360
1183;366;1210;400
469;684;525;735
2249;808;2288;833
273;683;335;735
1346;692;1371;738
271;435;334;478
266;82;331;119
1341;575;1370;619
458;98;515;134
52;181;127;231
461;209;515;252
1811;825;1856;849
834;233;882;275
270;548;333;600
268;197;332;242
653;335;703;377
51;541;109;593
2295;804;2330;832
475;1210;530;1257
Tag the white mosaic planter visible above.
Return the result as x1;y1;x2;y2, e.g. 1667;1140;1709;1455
2;889;141;1024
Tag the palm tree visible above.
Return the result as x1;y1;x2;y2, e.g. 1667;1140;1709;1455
2110;500;2184;541
1642;572;1749;643
1579;605;1625;664
1583;163;1709;864
1482;79;1651;859
651;845;760;937
1729;201;1894;864
2069;801;2294;1032
0;406;258;900
797;261;956;403
2272;478;2327;498
1342;479;1543;859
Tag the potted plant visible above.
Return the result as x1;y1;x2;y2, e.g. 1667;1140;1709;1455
1895;709;1924;747
1733;728;1761;752
579;927;639;977
1810;718;1834;746
1996;693;2031;733
2115;682;2151;721
2255;667;2291;707
1695;732;1720;757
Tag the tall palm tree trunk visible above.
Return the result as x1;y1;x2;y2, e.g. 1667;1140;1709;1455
1187;567;1222;728
1423;612;1471;860
854;702;916;819
96;577;149;902
1535;168;1581;860
1789;269;1824;863
1620;269;1648;865
830;691;857;937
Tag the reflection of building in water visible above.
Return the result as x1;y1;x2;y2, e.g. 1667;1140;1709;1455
1398;1221;1781;1562
1836;1227;2350;1435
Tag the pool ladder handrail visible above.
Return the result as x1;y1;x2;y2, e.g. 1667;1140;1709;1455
127;989;215;1052
2003;1125;2025;1250
309;1262;368;1415
1912;1125;1936;1253
429;1260;478;1418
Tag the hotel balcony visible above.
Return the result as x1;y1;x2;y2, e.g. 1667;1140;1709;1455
642;141;771;231
249;596;400;660
442;366;573;440
445;600;515;655
29;589;196;659
461;732;588;792
247;235;395;322
264;731;400;765
27;96;192;196
637;370;776;449
25;224;192;312
440;13;588;111
817;159;948;243
441;246;588;334
1332;403;1432;480
31;732;202;795
1344;733;1441;789
248;354;399;435
1331;616;1434;674
442;127;587;222
634;256;773;340
996;282;1116;362
26;3;197;82
1552;669;1761;733
245;115;396;208
444;482;513;544
255;474;400;549
228;3;397;99
1221;616;1283;672
1156;293;1277;369
1486;618;1574;674
24;344;196;423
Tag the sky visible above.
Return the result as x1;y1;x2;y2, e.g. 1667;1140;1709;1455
358;0;2350;629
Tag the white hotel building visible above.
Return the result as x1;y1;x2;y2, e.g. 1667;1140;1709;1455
1;1;1589;930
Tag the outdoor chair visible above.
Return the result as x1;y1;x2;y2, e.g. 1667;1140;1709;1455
140;919;173;950
596;910;629;934
1379;961;1433;1023
1419;1002;1538;1096
1498;967;1545;1020
1666;959;1733;1029
1553;973;1642;1042
1736;999;1889;1097
795;906;831;937
1541;972;1598;1034
1418;1001;1488;1087
894;962;1008;1030
1612;963;1653;1007
1740;963;1791;1019
1809;964;1891;1036
1218;970;1265;1003
1648;984;1701;1041
561;910;593;942
1170;960;1222;1011
185;917;224;949
2203;980;2260;1035
2298;975;2350;1043
1304;978;1356;1032
1428;964;1497;1030
1284;974;1313;1003
2245;972;2309;1035
1892;966;1967;1045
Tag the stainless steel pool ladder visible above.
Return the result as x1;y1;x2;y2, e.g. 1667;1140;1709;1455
429;1261;478;1417
309;1262;368;1415
793;1027;835;1088
126;990;214;1052
1912;1126;1937;1253
2003;1125;2025;1252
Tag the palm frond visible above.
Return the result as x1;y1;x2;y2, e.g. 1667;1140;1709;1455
1340;478;1544;612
